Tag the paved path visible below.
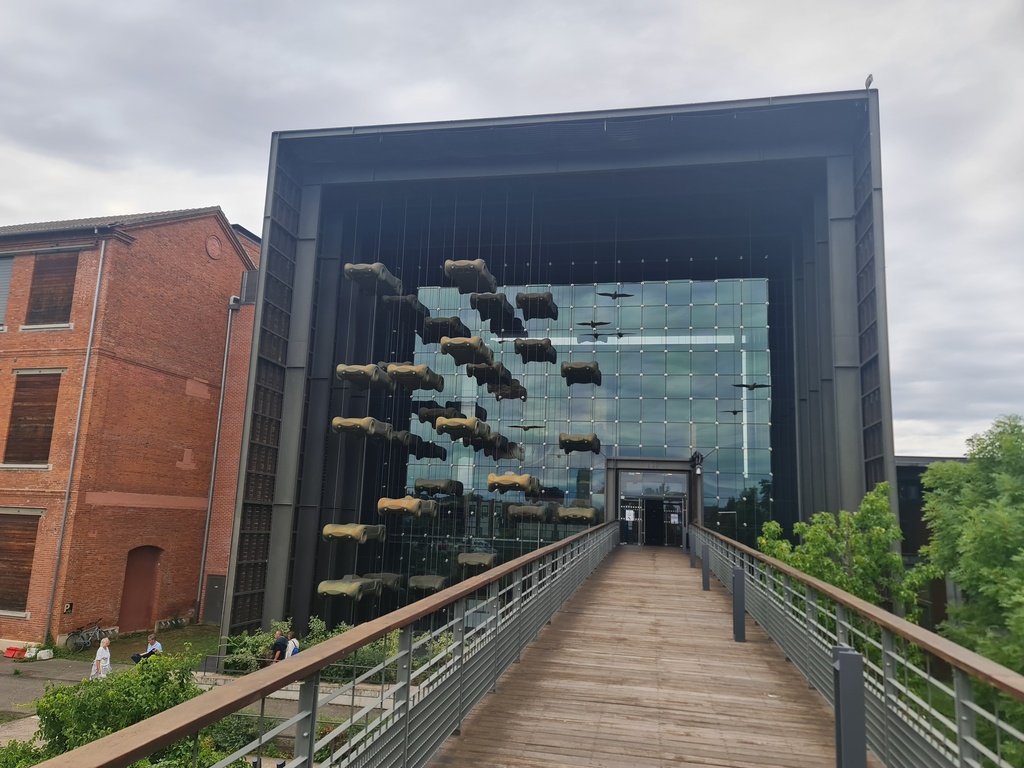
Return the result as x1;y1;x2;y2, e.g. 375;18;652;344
0;657;96;745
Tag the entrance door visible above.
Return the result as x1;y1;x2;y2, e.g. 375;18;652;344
615;470;688;546
118;546;161;633
643;499;666;546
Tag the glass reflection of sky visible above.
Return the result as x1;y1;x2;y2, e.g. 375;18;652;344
409;278;771;514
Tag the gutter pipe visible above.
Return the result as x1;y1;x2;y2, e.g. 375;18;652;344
195;296;240;621
45;237;106;642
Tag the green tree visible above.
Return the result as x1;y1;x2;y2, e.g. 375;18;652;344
915;415;1024;672
758;482;916;611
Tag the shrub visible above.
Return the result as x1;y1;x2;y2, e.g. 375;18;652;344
35;649;203;757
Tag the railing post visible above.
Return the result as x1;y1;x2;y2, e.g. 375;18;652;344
805;587;818;687
513;569;524;662
880;628;896;765
952;668;979;767
690;540;696;568
836;604;849;647
453;597;467;734
397;625;414;767
293;670;321;766
489;580;501;692
733;566;746;642
832;647;866;768
702;544;710;591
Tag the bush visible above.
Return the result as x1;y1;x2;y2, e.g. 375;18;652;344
0;739;47;768
34;650;203;756
0;649;205;768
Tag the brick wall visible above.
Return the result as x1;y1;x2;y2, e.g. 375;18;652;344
0;211;255;643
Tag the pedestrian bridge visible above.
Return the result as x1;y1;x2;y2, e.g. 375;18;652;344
39;525;1024;768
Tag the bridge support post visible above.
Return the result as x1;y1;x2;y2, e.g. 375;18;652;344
293;671;320;766
701;544;710;590
732;566;746;642
832;647;866;768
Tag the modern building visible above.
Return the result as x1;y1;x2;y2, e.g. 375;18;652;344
0;208;258;645
227;89;895;634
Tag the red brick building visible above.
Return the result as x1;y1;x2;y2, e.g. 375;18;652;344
0;208;258;645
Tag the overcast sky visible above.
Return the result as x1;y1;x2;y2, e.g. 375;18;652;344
1;1;1021;457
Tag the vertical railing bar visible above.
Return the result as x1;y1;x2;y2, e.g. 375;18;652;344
257;696;266;765
489;580;500;692
881;628;896;766
397;625;414;768
453;597;466;734
952;667;979;767
836;604;849;648
293;669;320;767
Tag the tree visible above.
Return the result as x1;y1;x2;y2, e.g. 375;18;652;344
915;415;1024;673
758;482;916;611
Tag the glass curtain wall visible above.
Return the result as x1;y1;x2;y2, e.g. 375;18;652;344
381;277;772;582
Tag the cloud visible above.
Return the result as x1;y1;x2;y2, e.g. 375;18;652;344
1;0;1022;457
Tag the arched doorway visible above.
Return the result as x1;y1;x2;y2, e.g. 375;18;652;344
118;546;161;633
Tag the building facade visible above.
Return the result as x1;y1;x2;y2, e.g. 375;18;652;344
0;209;258;645
228;90;896;634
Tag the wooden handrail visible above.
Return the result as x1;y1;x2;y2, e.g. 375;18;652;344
697;525;1024;703
37;523;615;768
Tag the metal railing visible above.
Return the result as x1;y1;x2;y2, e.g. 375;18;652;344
39;522;619;768
691;525;1024;768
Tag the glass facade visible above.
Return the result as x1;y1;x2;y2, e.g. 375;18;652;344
351;276;772;591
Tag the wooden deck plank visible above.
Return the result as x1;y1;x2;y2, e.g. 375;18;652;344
427;546;866;768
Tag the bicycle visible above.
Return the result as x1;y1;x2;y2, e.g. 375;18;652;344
65;622;108;653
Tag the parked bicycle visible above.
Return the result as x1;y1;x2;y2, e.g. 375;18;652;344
65;622;108;653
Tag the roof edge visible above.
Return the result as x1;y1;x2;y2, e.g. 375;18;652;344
274;88;876;142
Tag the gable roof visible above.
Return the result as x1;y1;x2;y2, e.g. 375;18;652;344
0;207;223;238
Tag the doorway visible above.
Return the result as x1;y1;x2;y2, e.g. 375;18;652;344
118;546;161;633
612;466;689;546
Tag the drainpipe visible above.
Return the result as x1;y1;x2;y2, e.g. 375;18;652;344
45;237;106;643
194;295;240;621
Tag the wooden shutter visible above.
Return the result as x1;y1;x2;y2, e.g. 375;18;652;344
25;253;78;325
0;257;13;325
4;374;62;464
0;514;40;612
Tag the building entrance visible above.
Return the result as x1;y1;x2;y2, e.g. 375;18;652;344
615;469;688;546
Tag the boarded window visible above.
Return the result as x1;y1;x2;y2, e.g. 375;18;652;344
4;373;62;464
25;254;78;325
0;512;40;612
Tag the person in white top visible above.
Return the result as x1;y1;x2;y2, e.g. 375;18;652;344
92;636;112;679
286;631;300;657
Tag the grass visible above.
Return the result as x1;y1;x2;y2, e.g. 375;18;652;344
107;624;222;664
0;712;25;724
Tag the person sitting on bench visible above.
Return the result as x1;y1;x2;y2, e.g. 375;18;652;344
131;633;162;664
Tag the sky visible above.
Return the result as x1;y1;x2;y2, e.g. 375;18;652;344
0;1;1021;457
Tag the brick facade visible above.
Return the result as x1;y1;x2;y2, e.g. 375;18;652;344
0;209;257;644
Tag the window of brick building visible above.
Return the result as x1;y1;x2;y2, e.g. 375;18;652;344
4;373;62;464
25;253;78;326
0;510;41;613
0;256;12;327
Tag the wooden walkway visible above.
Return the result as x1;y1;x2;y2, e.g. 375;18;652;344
428;545;849;768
